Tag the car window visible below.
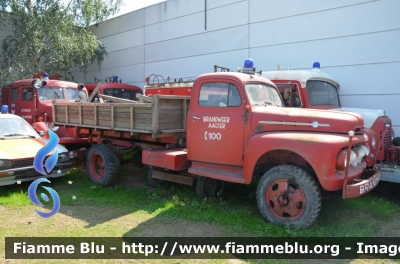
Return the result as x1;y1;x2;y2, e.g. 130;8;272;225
199;83;241;107
22;88;34;101
0;118;38;138
38;87;65;101
11;88;18;101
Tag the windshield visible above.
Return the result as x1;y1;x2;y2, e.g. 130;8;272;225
66;88;82;100
38;87;65;101
245;83;283;106
103;88;141;101
306;80;340;106
0;118;38;138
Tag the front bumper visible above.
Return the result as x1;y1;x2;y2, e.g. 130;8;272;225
0;161;73;186
343;164;381;198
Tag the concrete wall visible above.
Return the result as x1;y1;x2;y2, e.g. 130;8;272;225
82;0;400;135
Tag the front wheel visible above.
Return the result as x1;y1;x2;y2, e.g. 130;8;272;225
256;165;321;228
87;144;119;186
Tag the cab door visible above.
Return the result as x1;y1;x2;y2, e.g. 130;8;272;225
188;81;244;166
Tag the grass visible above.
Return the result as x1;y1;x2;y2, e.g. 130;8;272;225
1;163;399;239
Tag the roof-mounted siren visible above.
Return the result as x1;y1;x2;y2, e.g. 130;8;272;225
312;62;321;71
1;105;8;114
238;59;262;75
112;75;122;83
43;72;49;81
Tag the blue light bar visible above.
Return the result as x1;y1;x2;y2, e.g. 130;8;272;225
113;76;118;82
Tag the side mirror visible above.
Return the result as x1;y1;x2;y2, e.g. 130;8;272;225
32;78;42;89
38;131;45;136
283;88;290;100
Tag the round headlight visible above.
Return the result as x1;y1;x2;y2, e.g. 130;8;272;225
372;135;376;149
58;153;69;162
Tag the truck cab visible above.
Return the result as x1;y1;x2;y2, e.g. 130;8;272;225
141;60;380;228
262;63;398;177
85;76;143;102
1;76;89;145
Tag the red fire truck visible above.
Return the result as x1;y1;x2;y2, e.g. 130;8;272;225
85;76;143;102
51;60;380;228
261;63;400;183
1;73;89;146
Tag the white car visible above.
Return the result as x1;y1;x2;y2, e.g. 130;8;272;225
0;113;72;186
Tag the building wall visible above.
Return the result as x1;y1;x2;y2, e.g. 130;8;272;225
82;0;400;135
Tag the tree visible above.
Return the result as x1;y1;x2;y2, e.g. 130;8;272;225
0;0;123;86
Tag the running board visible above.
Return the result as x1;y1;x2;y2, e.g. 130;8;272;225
188;162;245;183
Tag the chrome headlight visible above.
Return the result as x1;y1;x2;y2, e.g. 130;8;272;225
58;153;70;162
0;160;13;169
371;135;376;149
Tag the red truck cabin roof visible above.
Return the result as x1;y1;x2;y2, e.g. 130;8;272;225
85;82;143;101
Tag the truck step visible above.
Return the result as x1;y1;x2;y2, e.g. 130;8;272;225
189;162;245;183
152;170;194;186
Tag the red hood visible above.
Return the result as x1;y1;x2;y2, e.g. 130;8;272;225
251;106;364;134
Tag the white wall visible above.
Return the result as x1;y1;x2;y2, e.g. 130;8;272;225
84;0;400;135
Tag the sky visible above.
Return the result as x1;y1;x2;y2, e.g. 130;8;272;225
115;0;166;17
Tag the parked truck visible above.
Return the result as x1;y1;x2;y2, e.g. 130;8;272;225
1;73;89;147
50;60;380;228
261;62;399;183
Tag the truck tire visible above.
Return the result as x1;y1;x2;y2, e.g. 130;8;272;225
147;167;164;188
196;176;221;198
87;144;119;186
394;137;400;146
221;181;236;193
256;165;321;228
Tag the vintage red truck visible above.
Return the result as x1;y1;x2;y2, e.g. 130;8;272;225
261;62;399;184
50;60;380;228
85;76;143;102
1;73;89;147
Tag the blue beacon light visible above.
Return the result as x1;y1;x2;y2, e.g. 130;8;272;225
313;62;320;69
113;76;118;82
1;105;8;114
244;59;254;68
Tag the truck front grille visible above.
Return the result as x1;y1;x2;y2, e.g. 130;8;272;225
13;158;35;168
383;125;392;160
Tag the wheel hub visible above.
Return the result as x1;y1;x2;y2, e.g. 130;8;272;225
266;179;306;221
277;195;289;206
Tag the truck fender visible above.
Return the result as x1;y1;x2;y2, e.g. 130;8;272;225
242;132;359;188
31;121;49;139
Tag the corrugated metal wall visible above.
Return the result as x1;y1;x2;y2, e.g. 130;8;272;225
78;0;400;135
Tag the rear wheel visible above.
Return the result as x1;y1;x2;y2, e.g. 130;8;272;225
221;181;236;193
147;167;164;188
256;165;321;228
87;144;118;186
196;176;221;198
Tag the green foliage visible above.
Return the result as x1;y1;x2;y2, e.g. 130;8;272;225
0;0;123;86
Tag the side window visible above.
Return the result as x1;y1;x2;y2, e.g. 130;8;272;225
22;88;34;101
276;84;301;107
199;83;241;107
11;88;18;101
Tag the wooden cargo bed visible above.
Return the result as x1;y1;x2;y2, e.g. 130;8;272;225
52;95;190;136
